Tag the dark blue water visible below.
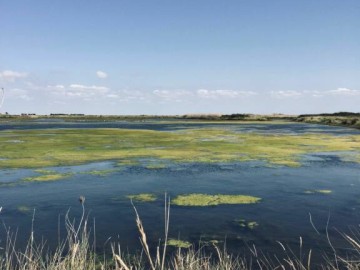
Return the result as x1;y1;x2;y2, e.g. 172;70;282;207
0;121;359;262
1;119;360;136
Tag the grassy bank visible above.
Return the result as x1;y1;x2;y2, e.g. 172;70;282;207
0;113;293;122
0;127;360;170
1;112;359;129
296;113;360;129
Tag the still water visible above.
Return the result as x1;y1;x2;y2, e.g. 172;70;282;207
0;120;359;260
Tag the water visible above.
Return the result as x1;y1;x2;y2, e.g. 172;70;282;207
0;120;359;261
1;118;360;136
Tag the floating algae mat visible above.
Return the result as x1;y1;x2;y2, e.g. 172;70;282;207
0;126;360;169
304;189;332;194
126;193;157;202
23;173;73;182
167;239;192;248
171;194;261;206
234;219;259;229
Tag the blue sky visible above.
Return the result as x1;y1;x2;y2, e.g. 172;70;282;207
1;0;359;115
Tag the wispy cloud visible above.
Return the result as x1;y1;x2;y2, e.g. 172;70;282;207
96;70;108;79
197;89;257;99
153;89;193;101
69;84;109;91
48;84;109;99
54;84;65;89
271;90;302;98
327;87;360;96
7;88;32;100
0;70;28;82
274;88;360;98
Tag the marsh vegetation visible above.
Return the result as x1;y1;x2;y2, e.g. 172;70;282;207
1;126;359;169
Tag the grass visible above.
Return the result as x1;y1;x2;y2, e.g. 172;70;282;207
171;194;261;206
1;127;359;171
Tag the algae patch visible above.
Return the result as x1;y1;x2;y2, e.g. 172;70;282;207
34;169;57;174
234;219;259;229
84;169;118;176
167;239;192;248
304;189;332;194
172;194;261;206
126;193;157;202
24;173;73;182
17;205;32;213
145;164;167;169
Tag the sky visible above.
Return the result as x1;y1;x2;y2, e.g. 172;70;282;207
0;0;359;115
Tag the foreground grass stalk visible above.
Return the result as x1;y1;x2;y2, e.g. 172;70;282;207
132;203;156;270
161;194;170;270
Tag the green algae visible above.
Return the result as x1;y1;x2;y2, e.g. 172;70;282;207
167;239;192;248
304;189;332;194
17;206;32;213
34;169;57;174
0;126;359;170
145;164;167;169
172;194;261;206
235;219;259;229
118;159;140;166
126;193;157;202
247;221;259;229
85;169;118;176
24;173;73;182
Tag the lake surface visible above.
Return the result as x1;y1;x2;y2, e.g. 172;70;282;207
0;120;360;262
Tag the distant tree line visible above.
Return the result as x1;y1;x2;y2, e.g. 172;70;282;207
220;114;250;120
298;112;360;117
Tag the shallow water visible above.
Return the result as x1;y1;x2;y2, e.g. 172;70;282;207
0;121;359;261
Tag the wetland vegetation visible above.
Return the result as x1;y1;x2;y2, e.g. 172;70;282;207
0;126;359;170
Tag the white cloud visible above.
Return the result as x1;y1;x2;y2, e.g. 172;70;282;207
327;87;360;96
0;70;28;82
96;71;108;79
7;88;32;100
69;84;109;91
301;88;360;98
153;89;193;101
197;89;257;99
271;90;302;98
47;84;110;99
106;94;119;99
55;84;65;89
